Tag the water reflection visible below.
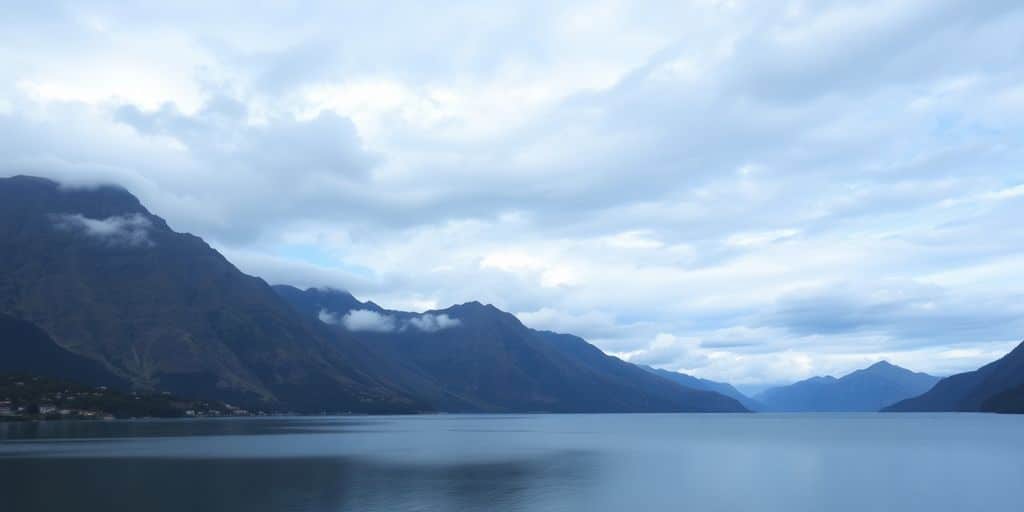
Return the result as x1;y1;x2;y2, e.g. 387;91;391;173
2;414;1023;512
0;416;380;440
0;453;594;512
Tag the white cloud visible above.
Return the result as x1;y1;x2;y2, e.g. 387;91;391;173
53;213;154;247
725;229;800;248
317;309;341;325
621;333;710;371
340;309;397;333
321;308;459;333
480;250;579;288
603;230;664;250
407;313;461;332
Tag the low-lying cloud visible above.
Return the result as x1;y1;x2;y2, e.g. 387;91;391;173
52;213;154;247
318;308;461;333
317;309;341;325
407;313;461;332
338;309;398;333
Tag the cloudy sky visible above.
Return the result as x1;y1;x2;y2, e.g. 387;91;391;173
3;0;1023;390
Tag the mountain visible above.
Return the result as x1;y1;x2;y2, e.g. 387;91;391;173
0;174;745;414
981;384;1024;414
884;341;1024;413
0;175;424;413
0;313;126;388
643;366;761;411
755;361;940;412
274;286;748;413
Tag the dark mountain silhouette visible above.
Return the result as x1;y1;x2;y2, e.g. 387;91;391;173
885;340;1024;413
981;384;1024;413
0;313;126;388
0;175;424;413
273;286;748;413
755;361;939;412
642;366;761;411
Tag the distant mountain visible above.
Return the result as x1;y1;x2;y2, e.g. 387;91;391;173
274;286;748;413
885;341;1024;413
755;361;940;412
0;175;424;413
642;366;761;411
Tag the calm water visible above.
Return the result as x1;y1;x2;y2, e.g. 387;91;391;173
1;413;1022;511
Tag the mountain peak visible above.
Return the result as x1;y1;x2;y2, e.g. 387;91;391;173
866;360;897;371
1;174;149;219
307;286;358;301
271;284;378;315
2;174;133;196
807;375;838;383
855;360;930;378
444;301;501;314
4;174;59;186
756;361;940;412
434;301;522;327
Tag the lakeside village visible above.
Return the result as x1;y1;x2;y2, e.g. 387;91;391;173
0;375;262;421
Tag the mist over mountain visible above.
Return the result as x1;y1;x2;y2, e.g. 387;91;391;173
885;341;1024;413
273;286;747;412
755;361;940;412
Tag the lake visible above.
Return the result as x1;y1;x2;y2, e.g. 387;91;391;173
1;413;1022;511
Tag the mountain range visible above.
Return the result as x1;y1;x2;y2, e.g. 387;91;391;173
273;286;745;412
884;340;1024;413
2;174;1021;415
0;175;745;413
755;361;940;412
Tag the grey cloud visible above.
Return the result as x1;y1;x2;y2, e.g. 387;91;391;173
722;1;1024;102
8;1;1022;246
114;100;373;178
4;0;1024;385
766;283;1024;348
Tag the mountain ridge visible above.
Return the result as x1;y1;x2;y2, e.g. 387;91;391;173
884;340;1024;413
755;360;940;412
273;286;748;413
642;366;762;411
1;175;746;414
